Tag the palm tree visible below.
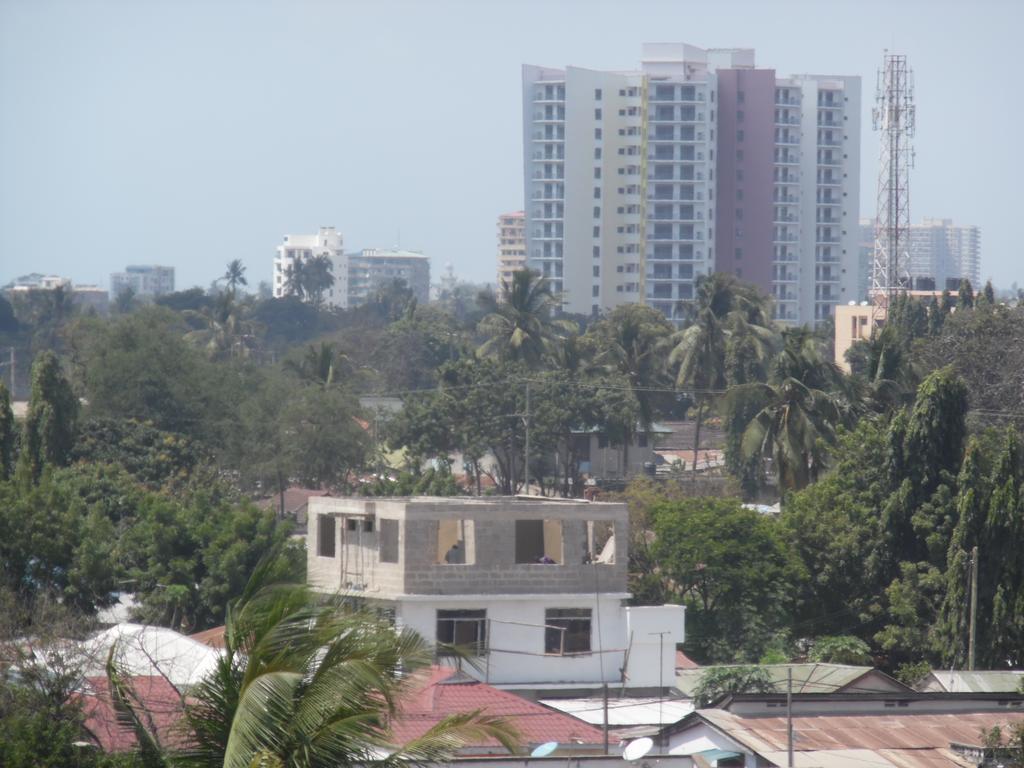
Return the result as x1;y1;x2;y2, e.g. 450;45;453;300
671;273;775;480
591;305;673;472
284;341;353;389
170;560;518;768
283;260;307;300
730;377;839;496
304;254;335;308
724;328;844;497
222;259;248;297
183;294;262;360
477;269;569;369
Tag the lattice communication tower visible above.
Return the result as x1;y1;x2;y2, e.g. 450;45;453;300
871;52;916;308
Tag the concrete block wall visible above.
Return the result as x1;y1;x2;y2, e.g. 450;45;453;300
307;497;629;598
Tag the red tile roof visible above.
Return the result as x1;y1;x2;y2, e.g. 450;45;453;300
390;666;606;753
675;650;699;670
79;675;186;752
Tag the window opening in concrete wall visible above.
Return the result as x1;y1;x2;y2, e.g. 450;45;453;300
514;519;564;564
435;520;476;564
346;518;358;531
545;608;592;654
379;519;399;563
317;515;336;558
436;609;487;654
583;521;615;564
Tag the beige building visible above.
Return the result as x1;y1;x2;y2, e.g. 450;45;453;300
496;211;526;287
834;302;881;372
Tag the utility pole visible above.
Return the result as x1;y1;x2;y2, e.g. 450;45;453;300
787;667;794;768
523;382;531;495
968;545;979;671
649;631;670;727
602;682;609;755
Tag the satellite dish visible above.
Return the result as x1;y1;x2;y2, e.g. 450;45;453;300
623;737;654;762
531;741;559;758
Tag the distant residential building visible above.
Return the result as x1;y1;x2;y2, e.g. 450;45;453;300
71;285;109;315
523;43;861;326
676;663;911;698
272;227;348;309
916;669;1024;694
3;274;108;315
4;273;72;291
909;218;981;291
348;248;430;306
110;265;175;298
497;211;527;287
307;497;684;691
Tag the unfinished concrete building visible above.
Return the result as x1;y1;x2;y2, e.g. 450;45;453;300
306;496;685;691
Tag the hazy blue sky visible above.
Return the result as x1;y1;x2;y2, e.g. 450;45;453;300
1;0;1020;291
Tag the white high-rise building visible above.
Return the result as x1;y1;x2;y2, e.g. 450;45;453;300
272;227;348;309
908;218;981;291
523;44;860;326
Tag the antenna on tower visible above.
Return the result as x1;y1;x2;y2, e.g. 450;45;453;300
871;51;916;314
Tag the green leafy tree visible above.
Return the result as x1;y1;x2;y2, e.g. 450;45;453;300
283;386;369;490
692;666;776;708
113;287;136;314
20;351;78;481
807;635;872;665
958;278;975;310
781;419;891;639
651;497;804;663
0;381;14;480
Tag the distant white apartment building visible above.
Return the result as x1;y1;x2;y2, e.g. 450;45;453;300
523;43;860;325
496;211;527;287
307;497;685;691
348;248;430;306
109;265;175;298
908;218;981;291
272;227;348;309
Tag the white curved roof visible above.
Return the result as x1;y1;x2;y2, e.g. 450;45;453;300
84;623;223;689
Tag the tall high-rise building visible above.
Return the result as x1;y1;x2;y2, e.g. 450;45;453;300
110;265;175;298
908;218;981;291
272;227;348;309
523;43;860;325
496;211;527;287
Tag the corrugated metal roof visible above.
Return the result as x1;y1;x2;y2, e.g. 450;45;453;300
676;664;905;697
540;697;694;726
922;670;1024;693
692;709;1024;768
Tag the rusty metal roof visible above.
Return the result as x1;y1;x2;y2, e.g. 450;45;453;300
686;708;1024;768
